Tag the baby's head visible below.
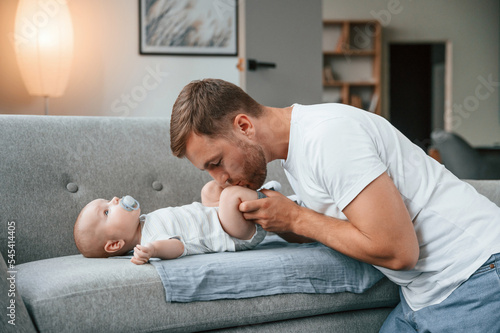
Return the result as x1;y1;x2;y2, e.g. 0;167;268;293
74;196;142;258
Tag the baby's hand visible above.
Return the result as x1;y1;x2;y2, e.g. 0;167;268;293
131;244;154;265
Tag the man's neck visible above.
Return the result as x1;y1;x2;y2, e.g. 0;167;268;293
256;105;293;162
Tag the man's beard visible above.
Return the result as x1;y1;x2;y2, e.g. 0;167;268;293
228;139;267;190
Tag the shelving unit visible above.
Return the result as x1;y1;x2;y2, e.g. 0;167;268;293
322;20;382;115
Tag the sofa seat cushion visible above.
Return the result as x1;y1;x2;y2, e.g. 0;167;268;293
17;255;399;332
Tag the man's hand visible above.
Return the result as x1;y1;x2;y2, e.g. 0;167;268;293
239;189;300;233
239;190;314;243
131;244;154;265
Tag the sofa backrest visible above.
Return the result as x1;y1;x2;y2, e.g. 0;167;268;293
2;115;499;265
464;180;500;207
0;115;294;264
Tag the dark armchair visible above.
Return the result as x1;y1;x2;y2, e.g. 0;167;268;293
429;130;500;179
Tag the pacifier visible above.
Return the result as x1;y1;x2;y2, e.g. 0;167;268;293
119;195;140;212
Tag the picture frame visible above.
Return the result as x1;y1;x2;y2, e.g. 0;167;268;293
139;0;238;56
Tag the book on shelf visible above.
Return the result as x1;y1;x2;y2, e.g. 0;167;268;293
323;65;336;84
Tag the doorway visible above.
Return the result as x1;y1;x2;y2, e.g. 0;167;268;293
389;43;447;150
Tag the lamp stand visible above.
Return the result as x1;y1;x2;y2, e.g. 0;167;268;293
44;96;49;116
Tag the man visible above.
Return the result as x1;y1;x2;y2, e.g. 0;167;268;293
170;78;500;332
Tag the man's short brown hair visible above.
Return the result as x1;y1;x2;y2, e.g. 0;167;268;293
170;79;263;158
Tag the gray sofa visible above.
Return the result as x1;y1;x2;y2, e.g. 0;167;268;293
1;115;498;333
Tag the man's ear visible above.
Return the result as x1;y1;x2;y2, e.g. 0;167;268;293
104;240;125;254
233;114;255;138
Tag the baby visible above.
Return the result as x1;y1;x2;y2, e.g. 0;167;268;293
73;181;280;265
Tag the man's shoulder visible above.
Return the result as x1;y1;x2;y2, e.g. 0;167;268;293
293;103;371;128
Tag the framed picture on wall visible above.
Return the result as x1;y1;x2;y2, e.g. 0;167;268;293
139;0;238;56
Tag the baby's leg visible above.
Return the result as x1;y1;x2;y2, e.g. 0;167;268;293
201;180;225;207
218;186;259;240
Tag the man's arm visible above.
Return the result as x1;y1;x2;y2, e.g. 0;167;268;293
239;173;419;270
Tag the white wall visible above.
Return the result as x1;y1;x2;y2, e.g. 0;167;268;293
323;0;500;146
2;0;499;146
0;0;239;117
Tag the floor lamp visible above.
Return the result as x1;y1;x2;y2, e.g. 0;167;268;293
14;0;74;115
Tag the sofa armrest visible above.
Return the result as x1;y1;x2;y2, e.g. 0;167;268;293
0;251;37;332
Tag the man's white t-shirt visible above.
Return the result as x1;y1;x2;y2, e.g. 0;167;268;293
282;103;500;311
